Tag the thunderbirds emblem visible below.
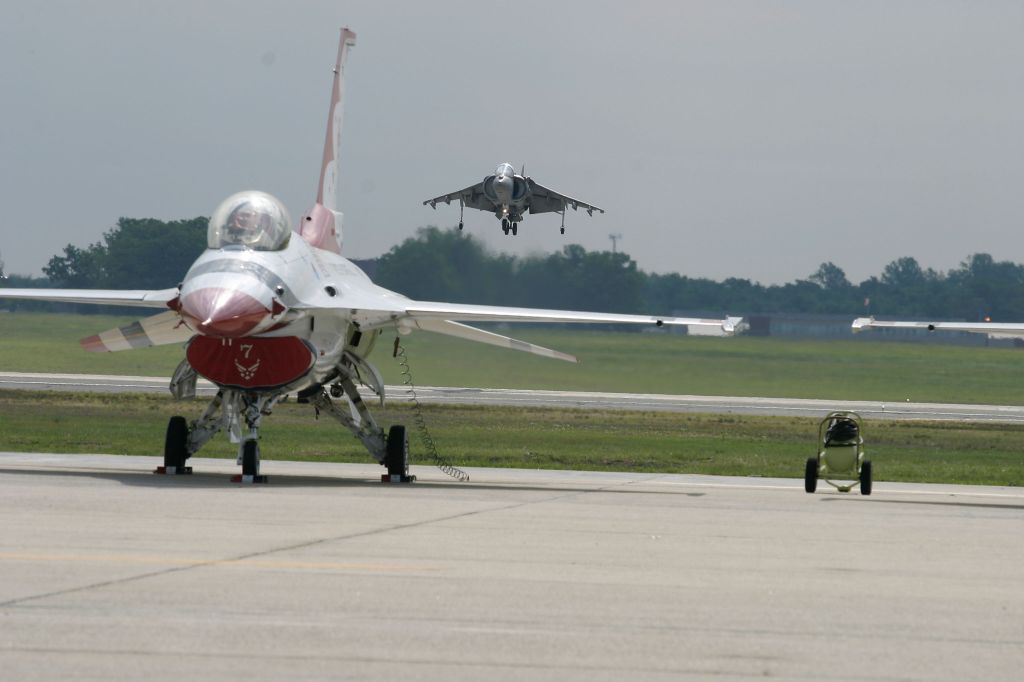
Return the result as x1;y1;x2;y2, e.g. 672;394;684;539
234;344;261;380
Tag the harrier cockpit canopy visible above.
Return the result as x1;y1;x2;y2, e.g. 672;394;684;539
208;191;292;251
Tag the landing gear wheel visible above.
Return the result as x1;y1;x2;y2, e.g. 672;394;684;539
501;218;509;234
458;221;464;230
242;440;259;476
158;416;192;474
859;460;872;496
511;222;518;235
382;424;415;483
234;440;267;483
804;457;818;493
560;227;565;234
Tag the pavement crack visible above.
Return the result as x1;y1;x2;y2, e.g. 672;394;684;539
0;495;562;609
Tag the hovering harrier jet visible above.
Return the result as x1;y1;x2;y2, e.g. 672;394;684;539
424;163;604;236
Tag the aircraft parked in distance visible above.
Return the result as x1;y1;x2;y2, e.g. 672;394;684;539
0;29;741;483
852;317;1024;339
424;163;604;236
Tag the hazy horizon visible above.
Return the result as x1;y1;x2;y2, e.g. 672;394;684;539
3;1;1022;286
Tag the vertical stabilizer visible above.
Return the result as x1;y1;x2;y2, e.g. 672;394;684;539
318;28;356;209
300;28;356;254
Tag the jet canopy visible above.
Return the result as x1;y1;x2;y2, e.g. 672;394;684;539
208;191;292;251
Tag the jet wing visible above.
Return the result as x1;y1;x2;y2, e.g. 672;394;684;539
853;317;1024;337
353;300;738;362
526;178;605;216
423;182;494;212
0;287;178;308
359;299;741;334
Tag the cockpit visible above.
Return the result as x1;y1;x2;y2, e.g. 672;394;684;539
207;191;292;251
495;163;515;178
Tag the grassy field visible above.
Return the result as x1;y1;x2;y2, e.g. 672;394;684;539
2;389;1023;486
2;312;1024;486
3;312;1024;403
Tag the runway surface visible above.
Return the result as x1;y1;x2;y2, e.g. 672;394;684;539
4;371;1024;422
2;452;1023;681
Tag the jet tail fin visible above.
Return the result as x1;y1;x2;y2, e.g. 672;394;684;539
317;27;356;210
299;28;356;255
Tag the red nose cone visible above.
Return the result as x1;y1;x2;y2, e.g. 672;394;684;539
181;288;269;338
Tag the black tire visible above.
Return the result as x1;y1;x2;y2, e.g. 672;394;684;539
242;440;259;477
860;460;873;496
804;457;818;494
512;223;518;235
560;227;565;234
164;416;189;468
385;425;409;477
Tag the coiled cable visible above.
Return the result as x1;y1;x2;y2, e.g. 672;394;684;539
394;340;470;482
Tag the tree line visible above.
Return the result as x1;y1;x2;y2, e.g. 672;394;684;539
6;219;1024;322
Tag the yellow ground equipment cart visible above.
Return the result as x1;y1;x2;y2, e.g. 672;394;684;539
804;411;872;495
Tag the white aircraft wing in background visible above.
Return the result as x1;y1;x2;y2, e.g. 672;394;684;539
852;317;1024;338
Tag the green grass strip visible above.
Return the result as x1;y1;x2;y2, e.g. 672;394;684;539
2;389;1022;487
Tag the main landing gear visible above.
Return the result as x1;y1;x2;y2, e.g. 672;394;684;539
501;219;518;236
157;415;192;475
158;389;278;483
382;424;414;483
157;361;415;485
153;348;413;481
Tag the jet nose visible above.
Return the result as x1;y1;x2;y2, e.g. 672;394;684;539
180;287;270;338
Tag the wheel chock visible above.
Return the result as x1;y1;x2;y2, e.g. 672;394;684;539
154;466;193;475
381;474;416;483
231;474;269;484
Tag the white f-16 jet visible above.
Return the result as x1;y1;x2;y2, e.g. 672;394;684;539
0;29;741;482
424;163;604;236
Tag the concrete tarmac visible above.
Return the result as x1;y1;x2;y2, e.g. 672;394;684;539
2;452;1023;681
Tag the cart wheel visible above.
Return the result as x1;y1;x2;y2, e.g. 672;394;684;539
804;457;818;493
860;460;872;496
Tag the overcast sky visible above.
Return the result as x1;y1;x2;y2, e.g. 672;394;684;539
2;1;1022;285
